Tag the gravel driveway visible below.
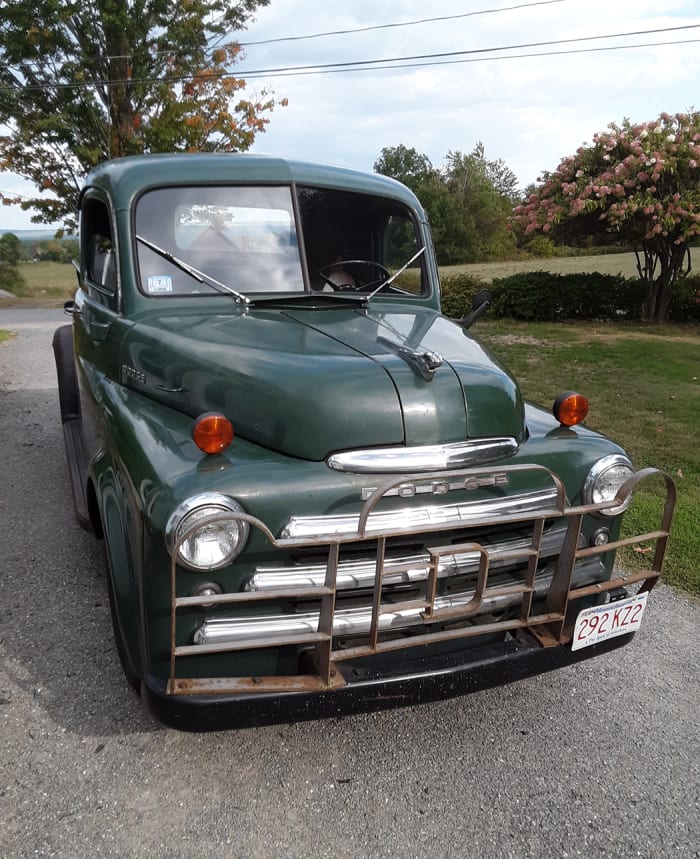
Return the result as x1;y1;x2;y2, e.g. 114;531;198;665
1;307;698;858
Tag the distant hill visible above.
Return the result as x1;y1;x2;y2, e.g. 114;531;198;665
0;229;75;242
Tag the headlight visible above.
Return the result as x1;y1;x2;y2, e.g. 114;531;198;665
165;493;249;571
582;455;635;516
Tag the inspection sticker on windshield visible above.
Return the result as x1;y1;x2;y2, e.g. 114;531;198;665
571;591;648;651
147;275;173;294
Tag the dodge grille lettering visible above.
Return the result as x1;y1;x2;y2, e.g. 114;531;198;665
361;472;509;500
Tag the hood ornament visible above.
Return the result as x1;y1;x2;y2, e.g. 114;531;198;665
377;336;443;382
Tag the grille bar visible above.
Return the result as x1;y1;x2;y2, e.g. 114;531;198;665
246;523;571;593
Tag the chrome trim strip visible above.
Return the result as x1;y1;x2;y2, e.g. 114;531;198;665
194;558;603;646
326;438;519;473
248;524;572;592
280;487;559;540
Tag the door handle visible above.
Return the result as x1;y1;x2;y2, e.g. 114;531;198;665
88;319;111;341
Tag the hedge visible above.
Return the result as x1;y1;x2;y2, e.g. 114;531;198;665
440;270;700;323
439;273;487;319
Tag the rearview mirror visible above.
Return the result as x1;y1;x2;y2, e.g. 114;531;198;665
459;288;492;330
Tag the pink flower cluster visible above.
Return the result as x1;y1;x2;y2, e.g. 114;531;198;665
512;112;700;246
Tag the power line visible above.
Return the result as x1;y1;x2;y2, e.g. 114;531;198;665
238;0;568;47
1;24;698;93
264;37;700;79
0;0;567;67
0;0;569;66
236;23;700;75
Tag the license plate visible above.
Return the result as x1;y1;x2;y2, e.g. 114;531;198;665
571;592;648;652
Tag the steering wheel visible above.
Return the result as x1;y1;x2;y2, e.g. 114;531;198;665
316;260;391;292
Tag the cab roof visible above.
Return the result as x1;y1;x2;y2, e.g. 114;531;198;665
84;153;425;215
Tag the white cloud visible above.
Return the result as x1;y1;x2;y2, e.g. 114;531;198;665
2;0;699;230
241;0;700;179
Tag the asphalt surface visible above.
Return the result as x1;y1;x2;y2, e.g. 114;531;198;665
1;306;698;859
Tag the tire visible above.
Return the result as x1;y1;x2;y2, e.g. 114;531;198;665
52;325;81;423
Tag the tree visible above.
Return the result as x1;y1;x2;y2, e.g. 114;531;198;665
0;1;283;230
512;112;700;322
468;141;519;200
374;145;436;187
374;142;519;265
374;145;472;265
0;232;25;293
416;177;477;265
0;232;21;266
443;144;517;261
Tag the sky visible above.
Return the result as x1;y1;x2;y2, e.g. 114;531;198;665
1;0;700;230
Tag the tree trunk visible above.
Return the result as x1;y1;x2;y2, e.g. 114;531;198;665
635;239;691;323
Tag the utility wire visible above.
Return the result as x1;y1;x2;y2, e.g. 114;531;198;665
0;0;568;66
236;23;700;75
1;24;698;93
264;36;700;79
239;0;567;46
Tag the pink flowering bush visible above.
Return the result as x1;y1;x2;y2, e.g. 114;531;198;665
512;111;700;322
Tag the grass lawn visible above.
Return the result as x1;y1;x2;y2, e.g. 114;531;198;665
16;260;77;299
476;319;699;596
0;329;13;344
442;247;699;282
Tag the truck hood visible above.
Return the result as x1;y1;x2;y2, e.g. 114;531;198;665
121;305;524;461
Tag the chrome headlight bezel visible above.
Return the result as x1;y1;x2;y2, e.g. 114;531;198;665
582;455;635;517
165;493;249;571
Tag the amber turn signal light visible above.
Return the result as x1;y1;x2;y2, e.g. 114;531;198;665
192;412;234;454
553;391;589;427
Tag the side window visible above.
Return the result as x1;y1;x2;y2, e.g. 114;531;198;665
82;196;117;297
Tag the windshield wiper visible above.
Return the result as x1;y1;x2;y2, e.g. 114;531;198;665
366;246;426;301
136;235;250;305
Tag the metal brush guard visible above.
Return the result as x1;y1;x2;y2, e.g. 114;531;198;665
166;464;675;696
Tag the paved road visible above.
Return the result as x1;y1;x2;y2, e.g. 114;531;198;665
1;307;698;859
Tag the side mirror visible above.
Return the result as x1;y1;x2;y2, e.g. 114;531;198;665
458;288;492;330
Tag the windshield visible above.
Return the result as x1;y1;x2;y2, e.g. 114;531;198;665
134;184;427;298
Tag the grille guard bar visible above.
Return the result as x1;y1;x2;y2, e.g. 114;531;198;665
166;465;676;696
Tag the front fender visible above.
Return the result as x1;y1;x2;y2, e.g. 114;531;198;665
91;450;148;680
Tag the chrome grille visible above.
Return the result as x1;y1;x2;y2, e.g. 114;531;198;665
246;522;573;593
196;557;603;646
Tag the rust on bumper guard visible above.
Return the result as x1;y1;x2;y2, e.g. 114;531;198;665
144;633;638;732
165;465;675;704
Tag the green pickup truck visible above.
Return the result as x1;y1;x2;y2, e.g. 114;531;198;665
53;154;675;730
